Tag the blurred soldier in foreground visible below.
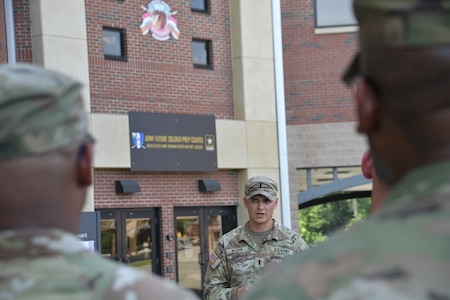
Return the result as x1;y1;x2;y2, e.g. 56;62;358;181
0;64;199;300
204;176;309;299
244;0;450;299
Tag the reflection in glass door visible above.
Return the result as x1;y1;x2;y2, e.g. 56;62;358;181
126;216;152;269
99;209;160;274
207;215;222;254
175;207;237;297
176;215;201;292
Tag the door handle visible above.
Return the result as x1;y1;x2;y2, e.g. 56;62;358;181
198;252;206;265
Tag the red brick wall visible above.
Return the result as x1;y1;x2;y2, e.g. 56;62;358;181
94;169;239;281
10;0;238;281
86;0;234;118
86;1;237;279
0;1;7;63
94;170;239;209
12;0;32;63
282;0;358;125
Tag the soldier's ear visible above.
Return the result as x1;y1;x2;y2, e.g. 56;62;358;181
361;149;373;179
354;77;380;134
76;143;93;186
243;197;249;209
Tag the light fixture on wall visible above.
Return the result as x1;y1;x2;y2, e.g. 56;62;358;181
198;179;221;192
115;180;141;194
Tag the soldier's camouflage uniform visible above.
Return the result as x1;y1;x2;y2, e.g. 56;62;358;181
204;220;309;300
244;161;450;300
0;229;199;300
0;64;199;300
244;0;450;299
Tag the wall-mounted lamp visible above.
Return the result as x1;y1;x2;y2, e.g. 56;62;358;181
198;179;221;192
115;180;141;194
166;234;174;241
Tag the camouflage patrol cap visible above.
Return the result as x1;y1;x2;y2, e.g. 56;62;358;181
342;0;450;84
245;176;278;201
0;64;88;159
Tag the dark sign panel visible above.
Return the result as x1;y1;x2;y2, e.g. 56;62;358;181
78;211;101;253
129;112;218;172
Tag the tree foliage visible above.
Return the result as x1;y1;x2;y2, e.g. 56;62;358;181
299;197;371;247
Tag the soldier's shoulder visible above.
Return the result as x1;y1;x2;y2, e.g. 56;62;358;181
221;224;245;242
104;266;199;300
279;224;299;235
276;223;300;238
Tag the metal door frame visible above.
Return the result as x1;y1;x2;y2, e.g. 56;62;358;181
99;208;161;274
174;206;237;297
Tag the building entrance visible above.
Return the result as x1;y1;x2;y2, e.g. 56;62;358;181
99;209;160;274
175;206;237;297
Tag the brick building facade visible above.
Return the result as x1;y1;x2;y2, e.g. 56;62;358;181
1;0;367;296
282;0;357;125
281;0;367;229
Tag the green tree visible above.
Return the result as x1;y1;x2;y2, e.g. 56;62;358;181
299;197;371;246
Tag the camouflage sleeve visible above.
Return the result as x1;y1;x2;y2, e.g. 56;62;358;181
102;265;200;300
295;235;309;254
204;242;239;300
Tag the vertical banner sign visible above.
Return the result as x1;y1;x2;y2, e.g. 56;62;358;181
129;112;218;172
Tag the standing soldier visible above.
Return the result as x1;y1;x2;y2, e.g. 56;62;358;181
0;64;199;300
244;0;450;299
204;176;309;299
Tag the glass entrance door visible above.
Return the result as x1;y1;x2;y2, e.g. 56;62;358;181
175;206;237;297
176;215;201;292
99;209;160;274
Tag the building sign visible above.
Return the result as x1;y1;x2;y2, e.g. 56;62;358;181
140;1;180;41
78;212;101;253
129;112;217;172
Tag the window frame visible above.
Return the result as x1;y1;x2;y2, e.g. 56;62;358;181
102;27;127;61
192;39;212;69
314;0;357;29
191;0;209;13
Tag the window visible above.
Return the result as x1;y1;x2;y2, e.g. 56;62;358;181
315;0;357;28
296;166;372;247
191;0;207;12
103;27;126;60
192;39;211;68
297;166;372;246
